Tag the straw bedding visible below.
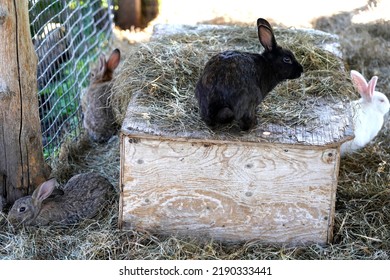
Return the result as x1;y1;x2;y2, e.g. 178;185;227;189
111;25;355;134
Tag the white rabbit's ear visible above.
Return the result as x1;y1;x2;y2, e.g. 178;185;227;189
351;70;370;100
368;76;378;96
31;178;57;207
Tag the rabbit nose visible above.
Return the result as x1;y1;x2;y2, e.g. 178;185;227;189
291;68;303;79
296;65;304;77
297;64;303;73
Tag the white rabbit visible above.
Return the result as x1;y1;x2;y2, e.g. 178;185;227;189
340;70;390;155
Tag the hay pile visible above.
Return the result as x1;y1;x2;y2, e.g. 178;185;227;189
111;25;356;134
1;131;389;260
315;16;390;87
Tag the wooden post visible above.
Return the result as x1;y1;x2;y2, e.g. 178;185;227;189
0;0;51;205
117;0;142;29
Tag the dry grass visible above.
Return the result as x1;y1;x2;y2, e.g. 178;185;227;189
1;14;390;260
111;26;355;133
1;124;390;259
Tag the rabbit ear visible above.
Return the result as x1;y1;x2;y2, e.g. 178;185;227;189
98;55;107;76
350;70;372;101
257;18;272;30
368;75;378;96
31;178;57;207
257;20;276;52
106;49;121;72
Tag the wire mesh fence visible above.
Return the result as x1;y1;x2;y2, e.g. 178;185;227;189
29;0;113;161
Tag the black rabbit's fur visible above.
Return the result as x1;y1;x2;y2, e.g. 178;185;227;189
195;18;303;130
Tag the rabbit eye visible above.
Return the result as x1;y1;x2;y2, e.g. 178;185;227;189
19;207;26;213
283;56;292;64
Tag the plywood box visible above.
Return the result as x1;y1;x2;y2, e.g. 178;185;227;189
118;25;354;245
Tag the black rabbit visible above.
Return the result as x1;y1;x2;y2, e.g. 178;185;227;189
195;18;303;130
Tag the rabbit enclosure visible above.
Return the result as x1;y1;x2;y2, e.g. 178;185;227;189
1;0;390;260
30;0;113;160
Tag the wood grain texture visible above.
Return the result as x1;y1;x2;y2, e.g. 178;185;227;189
120;135;339;244
0;0;50;204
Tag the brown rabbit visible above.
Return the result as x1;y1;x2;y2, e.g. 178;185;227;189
82;49;121;142
7;172;114;226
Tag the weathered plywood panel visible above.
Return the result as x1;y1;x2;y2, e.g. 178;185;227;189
120;135;338;244
122;93;353;147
